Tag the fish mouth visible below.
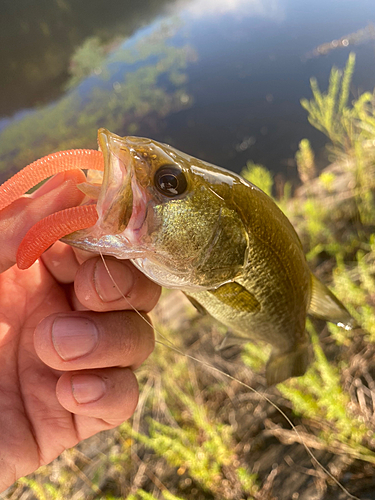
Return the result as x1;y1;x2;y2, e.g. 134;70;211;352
96;128;134;233
64;128;150;258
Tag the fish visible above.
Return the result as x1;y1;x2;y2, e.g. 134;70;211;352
0;128;356;385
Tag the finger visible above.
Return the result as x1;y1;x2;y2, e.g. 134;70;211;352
41;241;111;285
73;247;102;265
41;241;80;284
0;170;86;273
74;256;161;312
34;310;155;371
56;367;138;427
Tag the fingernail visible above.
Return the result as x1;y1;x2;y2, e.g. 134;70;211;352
94;258;134;302
30;173;64;198
52;316;99;361
71;374;106;404
31;171;80;198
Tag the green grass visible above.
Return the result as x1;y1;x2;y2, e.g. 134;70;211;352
7;53;375;500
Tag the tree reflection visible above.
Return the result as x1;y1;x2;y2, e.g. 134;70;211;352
66;37;112;89
0;0;178;117
0;21;195;181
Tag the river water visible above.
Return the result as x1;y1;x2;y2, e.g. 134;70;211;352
0;0;374;182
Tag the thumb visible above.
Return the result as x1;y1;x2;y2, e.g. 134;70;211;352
0;170;86;273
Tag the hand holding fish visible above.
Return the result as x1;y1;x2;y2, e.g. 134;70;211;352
0;172;160;492
0;129;356;390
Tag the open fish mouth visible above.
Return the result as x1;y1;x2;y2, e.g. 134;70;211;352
95;128;134;233
62;128;152;259
0;128;152;269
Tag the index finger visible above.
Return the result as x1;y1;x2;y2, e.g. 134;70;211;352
74;256;161;312
0;170;86;274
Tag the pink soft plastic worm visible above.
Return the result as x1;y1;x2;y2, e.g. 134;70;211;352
0;149;104;211
0;148;105;269
16;204;99;269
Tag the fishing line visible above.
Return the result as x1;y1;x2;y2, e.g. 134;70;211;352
99;250;360;500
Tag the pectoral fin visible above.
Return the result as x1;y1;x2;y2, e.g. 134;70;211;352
308;274;357;330
215;331;249;351
209;282;261;313
266;343;311;385
185;294;209;315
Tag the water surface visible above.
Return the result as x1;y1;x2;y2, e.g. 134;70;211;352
0;0;374;182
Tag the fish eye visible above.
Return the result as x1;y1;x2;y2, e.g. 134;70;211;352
154;165;188;197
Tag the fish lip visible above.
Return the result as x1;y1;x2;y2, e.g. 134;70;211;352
97;130;154;238
96;128;134;232
97;128;111;164
64;129;154;259
86;130;151;246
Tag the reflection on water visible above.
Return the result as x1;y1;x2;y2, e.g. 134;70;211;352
173;0;284;19
0;0;374;182
0;20;194;181
305;23;375;59
66;37;115;90
0;0;177;116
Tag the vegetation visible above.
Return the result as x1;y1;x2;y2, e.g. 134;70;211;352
279;52;375;479
240;161;273;196
0;0;178;117
6;54;375;499
295;138;316;184
0;20;195;183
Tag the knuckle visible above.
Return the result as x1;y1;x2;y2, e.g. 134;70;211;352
115;312;155;364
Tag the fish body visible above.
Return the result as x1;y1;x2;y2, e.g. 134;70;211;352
65;128;354;384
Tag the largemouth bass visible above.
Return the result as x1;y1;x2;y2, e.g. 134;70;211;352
53;128;354;385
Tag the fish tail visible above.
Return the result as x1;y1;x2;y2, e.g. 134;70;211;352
266;343;311;385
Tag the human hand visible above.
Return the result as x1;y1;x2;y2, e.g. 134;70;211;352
0;171;161;492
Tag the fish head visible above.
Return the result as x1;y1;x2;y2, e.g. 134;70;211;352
65;128;249;290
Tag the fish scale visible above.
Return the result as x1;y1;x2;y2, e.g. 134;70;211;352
64;129;354;384
0;127;356;385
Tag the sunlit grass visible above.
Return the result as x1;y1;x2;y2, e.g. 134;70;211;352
8;53;375;499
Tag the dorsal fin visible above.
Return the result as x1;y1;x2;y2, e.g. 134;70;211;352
308;274;357;330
